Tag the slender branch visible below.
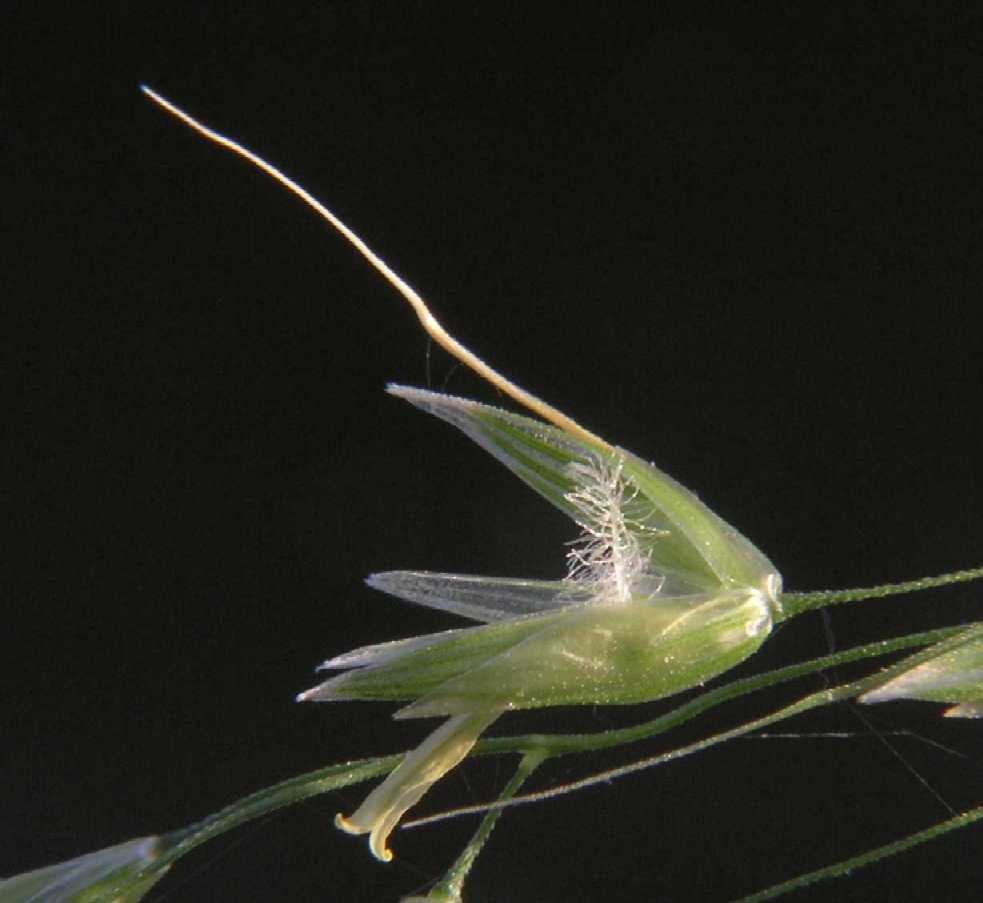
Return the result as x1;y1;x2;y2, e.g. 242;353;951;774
139;624;966;871
154;754;403;867
405;624;975;827
733;805;983;902
18;624;969;900
781;565;983;618
470;623;964;758
404;752;545;902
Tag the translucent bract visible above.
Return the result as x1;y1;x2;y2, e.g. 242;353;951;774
860;624;983;718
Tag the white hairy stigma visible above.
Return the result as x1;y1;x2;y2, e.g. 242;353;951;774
564;456;648;603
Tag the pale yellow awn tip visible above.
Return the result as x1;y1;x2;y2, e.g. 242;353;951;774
139;85;611;452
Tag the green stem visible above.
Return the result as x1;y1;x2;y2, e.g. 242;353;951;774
472;623;965;757
404;625;977;827
405;752;545;902
781;565;983;618
38;622;973;902
154;754;403;868
733;805;983;902
134;622;968;879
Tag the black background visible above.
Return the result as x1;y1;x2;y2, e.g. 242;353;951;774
5;5;983;901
